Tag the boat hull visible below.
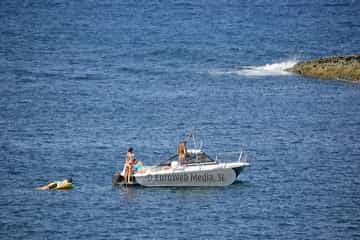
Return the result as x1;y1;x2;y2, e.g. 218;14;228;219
136;167;236;187
113;162;249;187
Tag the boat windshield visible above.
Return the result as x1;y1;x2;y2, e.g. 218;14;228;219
158;152;216;166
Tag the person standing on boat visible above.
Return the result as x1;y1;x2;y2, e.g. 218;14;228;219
177;141;187;165
124;147;135;183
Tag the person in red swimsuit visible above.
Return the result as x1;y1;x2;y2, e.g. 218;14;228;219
124;147;135;184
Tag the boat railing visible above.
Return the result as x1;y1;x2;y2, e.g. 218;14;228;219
215;151;249;163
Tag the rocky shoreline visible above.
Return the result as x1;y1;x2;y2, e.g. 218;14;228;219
287;55;360;82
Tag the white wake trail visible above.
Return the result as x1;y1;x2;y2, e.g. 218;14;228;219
210;60;298;77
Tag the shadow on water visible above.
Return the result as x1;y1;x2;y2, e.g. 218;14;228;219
113;179;252;202
232;179;252;187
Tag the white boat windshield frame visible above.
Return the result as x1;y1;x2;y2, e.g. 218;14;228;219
158;150;216;166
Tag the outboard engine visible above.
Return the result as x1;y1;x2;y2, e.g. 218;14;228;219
112;172;124;185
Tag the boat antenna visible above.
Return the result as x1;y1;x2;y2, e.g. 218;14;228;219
187;131;199;149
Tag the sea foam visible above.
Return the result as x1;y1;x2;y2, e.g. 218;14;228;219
210;60;298;77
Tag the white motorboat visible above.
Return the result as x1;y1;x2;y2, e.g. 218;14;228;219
112;146;250;187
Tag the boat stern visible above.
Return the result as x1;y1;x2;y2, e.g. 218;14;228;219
112;172;124;185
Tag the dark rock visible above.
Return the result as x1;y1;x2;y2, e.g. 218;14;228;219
286;55;360;82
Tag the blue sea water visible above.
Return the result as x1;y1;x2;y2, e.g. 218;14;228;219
1;0;360;239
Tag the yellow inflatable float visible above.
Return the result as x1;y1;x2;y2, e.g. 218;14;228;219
36;178;73;190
